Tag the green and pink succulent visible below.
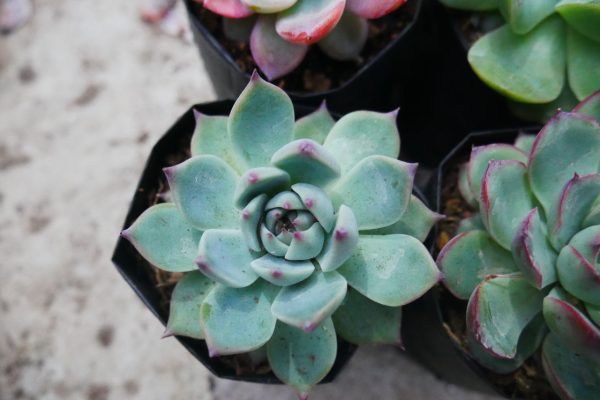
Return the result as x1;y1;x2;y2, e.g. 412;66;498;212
121;72;440;397
437;91;600;399
439;0;600;121
197;0;408;80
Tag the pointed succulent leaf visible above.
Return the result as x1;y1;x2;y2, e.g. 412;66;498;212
547;174;600;249
363;195;443;241
543;287;600;362
467;144;528;203
332;288;402;346
261;224;289;256
271;271;347;331
528;112;600;214
229;71;295;166
223;16;257;42
346;0;406;19
285;222;325;260
121;203;202;272
480;160;535;250
267;318;337;398
251;254;314;286
511;208;558;289
200;280;278;356
277;228;293;245
574;89;600;120
542;333;600;400
438;0;498;11
318;11;368;61
265;208;285;231
234;167;290;208
466;274;545;359
316;205;359;272
275;0;345;44
291;183;334;232
330;156;415;230
458;162;478;208
457;213;485;234
250;16;308;81
191;112;242;173
587;303;600;326
265;190;305;210
197;229;259;288
241;194;268;251
293;101;335;144
203;0;253;18
514;133;536;154
498;0;559;34
438;230;518;300
556;0;600;42
567;28;600;101
165;155;240;230
292;211;316;231
556;225;600;305
271;139;341;187
166;271;216;339
583;204;600;228
468;16;566;103
338;235;440;307
323;110;400;173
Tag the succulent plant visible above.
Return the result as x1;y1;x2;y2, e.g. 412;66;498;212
439;0;600;121
121;72;440;397
197;0;408;80
437;91;600;399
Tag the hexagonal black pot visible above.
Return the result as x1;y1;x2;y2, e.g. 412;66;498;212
111;100;357;384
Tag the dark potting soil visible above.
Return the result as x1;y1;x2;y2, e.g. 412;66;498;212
437;158;559;400
192;2;416;93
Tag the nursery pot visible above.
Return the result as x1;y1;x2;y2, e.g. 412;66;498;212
183;0;427;115
111;100;357;384
402;127;563;399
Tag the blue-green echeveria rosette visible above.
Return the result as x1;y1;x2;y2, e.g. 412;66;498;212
121;72;442;398
436;90;600;400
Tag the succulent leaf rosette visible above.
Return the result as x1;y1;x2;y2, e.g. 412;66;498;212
197;0;408;80
121;73;440;397
437;91;600;399
439;0;600;121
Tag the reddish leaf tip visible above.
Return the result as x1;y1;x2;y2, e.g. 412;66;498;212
161;329;174;339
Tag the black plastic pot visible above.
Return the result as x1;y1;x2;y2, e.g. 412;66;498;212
111;100;357;384
402;127;562;399
183;0;427;115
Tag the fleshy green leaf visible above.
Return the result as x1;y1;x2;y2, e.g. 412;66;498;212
265;190;305;210
250;16;308;81
329;156;415;230
542;333;600;400
241;0;297;13
291;183;335;232
275;0;345;44
234;167;290;208
346;0;406;19
271;139;341;187
466;274;545;359
332;288;402;345
260;223;289;256
323;111;400;173
498;0;559;34
250;254;314;286
166;271;216;339
285;222;325;261
267;318;337;398
574;89;600;120
200;280;278;356
338;235;440;307
438;0;498;11
293;101;335;144
567;27;600;101
514;133;537;154
457;213;485;234
511;208;558;289
363;195;443;241
508;85;580;123
528;112;600;214
587;303;600;326
438;230;518;300
197;229;259;288
556;0;600;42
480;160;535;250
241;194;268;251
228;71;295;166
316;205;359;272
468;16;566;103
583;204;600;228
190;112;242;172
458;162;478;209
271;271;347;331
204;0;253;18
318;12;368;61
122;203;202;272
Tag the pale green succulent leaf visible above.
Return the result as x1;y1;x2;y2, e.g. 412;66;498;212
261;224;289;256
567;27;600;101
265;190;305;210
318;11;368;61
271;139;340;187
242;0;297;13
574;89;600;120
251;254;315;286
316;205;359;272
556;0;600;42
293;102;335;144
508;84;579;123
514;133;536;154
241;194;269;252
587;303;600;326
583;204;600;227
457;213;485;234
291;210;316;231
291;183;335;232
498;0;559;34
458;162;478;209
275;0;345;44
285;222;326;261
191;112;242;173
234;167;290;209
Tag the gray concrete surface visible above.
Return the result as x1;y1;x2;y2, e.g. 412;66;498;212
0;1;502;399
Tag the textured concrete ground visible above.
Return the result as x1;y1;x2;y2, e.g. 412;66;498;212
0;1;502;399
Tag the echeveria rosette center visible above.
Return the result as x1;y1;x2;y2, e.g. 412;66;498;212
121;72;441;398
437;90;600;399
199;0;408;80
